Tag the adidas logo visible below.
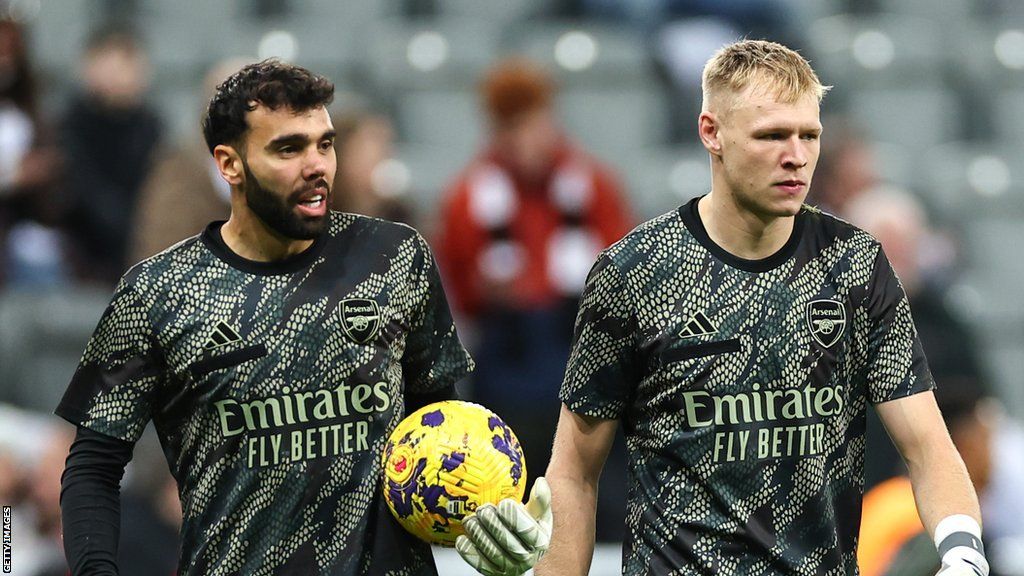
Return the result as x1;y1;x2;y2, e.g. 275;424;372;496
679;311;718;338
203;321;242;350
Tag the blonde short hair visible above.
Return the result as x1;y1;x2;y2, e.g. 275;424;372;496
701;39;830;112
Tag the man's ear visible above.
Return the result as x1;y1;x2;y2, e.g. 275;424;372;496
213;144;244;186
698;112;722;156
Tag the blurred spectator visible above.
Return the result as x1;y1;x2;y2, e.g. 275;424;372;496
0;448;22;503
846;187;980;381
436;57;633;530
858;378;999;576
27;423;74;576
330;109;414;225
61;25;161;285
0;17;67;287
847;187;987;488
129;59;244;262
0;447;45;572
0;405;58;576
568;0;803;140
810;118;880;217
572;0;798;39
654;1;802;140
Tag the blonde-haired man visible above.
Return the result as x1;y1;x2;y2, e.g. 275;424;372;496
537;40;988;576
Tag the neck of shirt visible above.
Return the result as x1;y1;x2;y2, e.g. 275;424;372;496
680;195;805;273
201;219;328;276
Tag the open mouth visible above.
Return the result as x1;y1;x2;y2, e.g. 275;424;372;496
294;182;330;216
298;194;325;209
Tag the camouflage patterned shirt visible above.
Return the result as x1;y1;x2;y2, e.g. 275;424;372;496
561;197;934;575
57;212;474;575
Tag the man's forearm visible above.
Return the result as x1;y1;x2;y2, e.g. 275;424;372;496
906;433;981;538
533;473;598;576
877;393;989;573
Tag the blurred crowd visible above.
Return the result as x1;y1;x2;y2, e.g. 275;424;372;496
1;1;1023;575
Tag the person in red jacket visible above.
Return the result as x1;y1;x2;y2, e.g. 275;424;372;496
437;57;633;511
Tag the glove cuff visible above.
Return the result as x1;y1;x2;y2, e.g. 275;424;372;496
935;515;981;545
935;515;988;575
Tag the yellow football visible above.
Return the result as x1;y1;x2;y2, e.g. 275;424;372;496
381;400;527;546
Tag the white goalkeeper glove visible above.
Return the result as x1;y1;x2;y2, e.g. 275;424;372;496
934;515;989;576
455;476;552;576
937;564;988;576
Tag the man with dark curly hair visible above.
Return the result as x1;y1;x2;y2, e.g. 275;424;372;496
56;59;550;576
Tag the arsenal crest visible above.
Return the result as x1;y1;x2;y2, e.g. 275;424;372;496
339;299;381;344
806;299;846;348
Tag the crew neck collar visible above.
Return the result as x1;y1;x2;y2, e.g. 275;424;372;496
201;218;328;275
678;196;805;273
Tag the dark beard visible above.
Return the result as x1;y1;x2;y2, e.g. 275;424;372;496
242;161;328;241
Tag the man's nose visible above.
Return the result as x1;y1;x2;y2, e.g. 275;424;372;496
782;137;809;169
303;148;328;180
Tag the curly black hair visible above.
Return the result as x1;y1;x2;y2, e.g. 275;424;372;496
202;59;334;154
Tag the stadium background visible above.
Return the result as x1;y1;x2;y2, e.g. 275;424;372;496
0;0;1022;574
